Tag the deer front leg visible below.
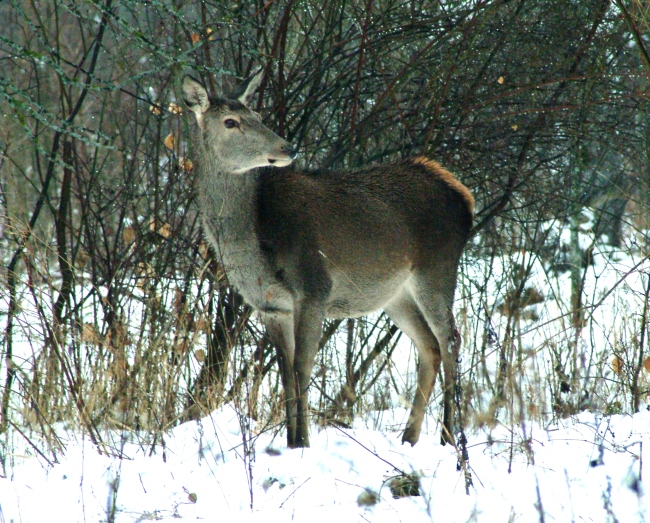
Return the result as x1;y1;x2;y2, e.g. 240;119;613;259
292;299;325;448
262;314;298;447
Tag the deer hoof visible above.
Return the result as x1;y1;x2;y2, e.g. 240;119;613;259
401;426;420;446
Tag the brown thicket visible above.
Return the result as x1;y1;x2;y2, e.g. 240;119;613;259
1;0;648;460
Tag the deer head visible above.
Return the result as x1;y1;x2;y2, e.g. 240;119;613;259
182;72;296;174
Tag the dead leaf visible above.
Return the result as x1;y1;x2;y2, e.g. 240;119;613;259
497;76;505;84
106;322;132;349
137;262;155;290
612;356;623;374
174;287;185;314
158;223;172;239
175;338;190;355
357;488;379;507
164;133;175;151
81;323;102;346
76;250;89;269
199;241;209;258
388;473;421;498
511;124;518;131
196;317;211;335
643;356;650;373
123;226;136;244
191;33;200;44
150;105;162;115
194;349;206;363
168;102;182;114
183;486;198;503
148;219;171;238
180;157;193;172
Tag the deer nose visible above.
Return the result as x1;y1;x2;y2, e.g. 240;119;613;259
281;145;298;159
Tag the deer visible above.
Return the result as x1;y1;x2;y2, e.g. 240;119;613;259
181;71;474;449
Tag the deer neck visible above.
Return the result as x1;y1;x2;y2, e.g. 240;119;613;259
196;158;265;292
198;159;259;248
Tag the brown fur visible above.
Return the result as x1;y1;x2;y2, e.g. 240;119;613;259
412;156;475;214
182;73;473;448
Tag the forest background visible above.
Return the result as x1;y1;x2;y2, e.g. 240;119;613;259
0;0;649;464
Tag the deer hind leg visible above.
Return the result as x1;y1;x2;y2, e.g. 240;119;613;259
410;277;459;446
262;313;298;447
384;292;442;446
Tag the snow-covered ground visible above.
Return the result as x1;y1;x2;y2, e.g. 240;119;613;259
1;406;647;522
1;212;648;521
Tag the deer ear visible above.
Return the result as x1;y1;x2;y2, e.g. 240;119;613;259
232;69;263;106
182;75;210;116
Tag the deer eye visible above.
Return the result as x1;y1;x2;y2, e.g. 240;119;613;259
224;118;239;129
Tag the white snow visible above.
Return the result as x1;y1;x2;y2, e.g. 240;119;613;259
1;406;647;522
2;211;649;522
